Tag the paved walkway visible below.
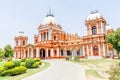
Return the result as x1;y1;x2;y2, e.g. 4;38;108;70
22;60;87;80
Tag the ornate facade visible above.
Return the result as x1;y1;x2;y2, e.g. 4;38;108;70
14;10;115;59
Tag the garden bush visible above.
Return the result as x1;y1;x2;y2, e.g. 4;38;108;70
73;56;80;62
7;57;13;61
12;66;27;75
0;69;13;76
4;61;15;70
25;59;35;68
32;62;39;68
13;60;21;67
34;58;41;62
21;58;26;62
0;67;4;73
0;66;27;76
65;56;72;61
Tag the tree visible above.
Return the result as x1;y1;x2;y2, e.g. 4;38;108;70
105;28;120;58
4;45;14;57
0;49;5;60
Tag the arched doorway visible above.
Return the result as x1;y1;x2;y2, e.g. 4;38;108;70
77;49;80;56
67;50;72;56
40;48;45;59
93;46;99;56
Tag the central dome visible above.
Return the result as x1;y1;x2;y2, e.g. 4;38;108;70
42;15;58;25
86;10;102;21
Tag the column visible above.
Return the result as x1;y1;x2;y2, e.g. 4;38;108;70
24;49;26;58
98;44;101;56
31;49;33;58
41;33;42;41
97;24;99;34
83;45;85;56
103;43;106;56
64;49;67;57
87;45;89;56
46;32;47;40
101;22;103;33
50;48;54;57
46;48;48;57
39;32;41;41
36;48;39;57
56;48;59;56
91;44;93;56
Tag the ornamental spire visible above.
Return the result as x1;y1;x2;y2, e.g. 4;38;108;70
46;5;54;17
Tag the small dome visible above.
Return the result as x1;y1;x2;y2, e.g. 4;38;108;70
87;10;102;21
106;25;112;30
16;32;26;37
42;16;58;25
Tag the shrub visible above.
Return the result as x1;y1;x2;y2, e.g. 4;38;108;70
0;59;2;62
25;59;35;68
0;67;4;73
12;66;27;75
0;69;13;76
34;58;41;62
21;58;26;62
4;61;15;70
0;66;27;76
13;60;21;67
73;56;80;62
7;57;12;61
65;56;72;61
39;61;42;65
32;62;39;68
107;62;120;80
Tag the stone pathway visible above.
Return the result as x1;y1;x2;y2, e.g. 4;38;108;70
22;60;87;80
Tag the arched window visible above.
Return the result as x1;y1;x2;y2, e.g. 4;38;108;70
61;49;63;56
92;26;97;35
44;32;46;41
54;36;56;41
23;41;25;45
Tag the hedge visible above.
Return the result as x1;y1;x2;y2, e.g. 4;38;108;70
0;66;27;76
13;60;21;67
4;61;15;70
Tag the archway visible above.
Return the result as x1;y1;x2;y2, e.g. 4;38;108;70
93;46;99;56
77;49;80;56
40;48;45;59
67;50;72;56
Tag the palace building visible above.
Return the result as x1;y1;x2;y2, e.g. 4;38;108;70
14;10;116;59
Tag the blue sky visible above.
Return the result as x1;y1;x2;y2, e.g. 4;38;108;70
0;0;120;48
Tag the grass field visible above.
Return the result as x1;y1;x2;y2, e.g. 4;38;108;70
79;59;120;79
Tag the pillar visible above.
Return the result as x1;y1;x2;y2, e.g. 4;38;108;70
57;48;59;56
83;45;85;56
36;48;39;57
91;44;93;56
50;48;54;57
103;43;106;56
46;48;48;57
87;45;89;56
98;44;101;56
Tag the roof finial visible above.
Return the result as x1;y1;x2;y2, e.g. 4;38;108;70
46;5;54;17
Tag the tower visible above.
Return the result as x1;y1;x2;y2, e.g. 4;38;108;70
83;10;107;57
14;32;28;58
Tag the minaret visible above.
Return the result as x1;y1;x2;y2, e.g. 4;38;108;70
14;32;28;59
83;10;107;57
85;10;106;36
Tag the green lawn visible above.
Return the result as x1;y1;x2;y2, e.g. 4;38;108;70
86;69;103;78
79;59;120;79
0;61;5;67
0;61;50;80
